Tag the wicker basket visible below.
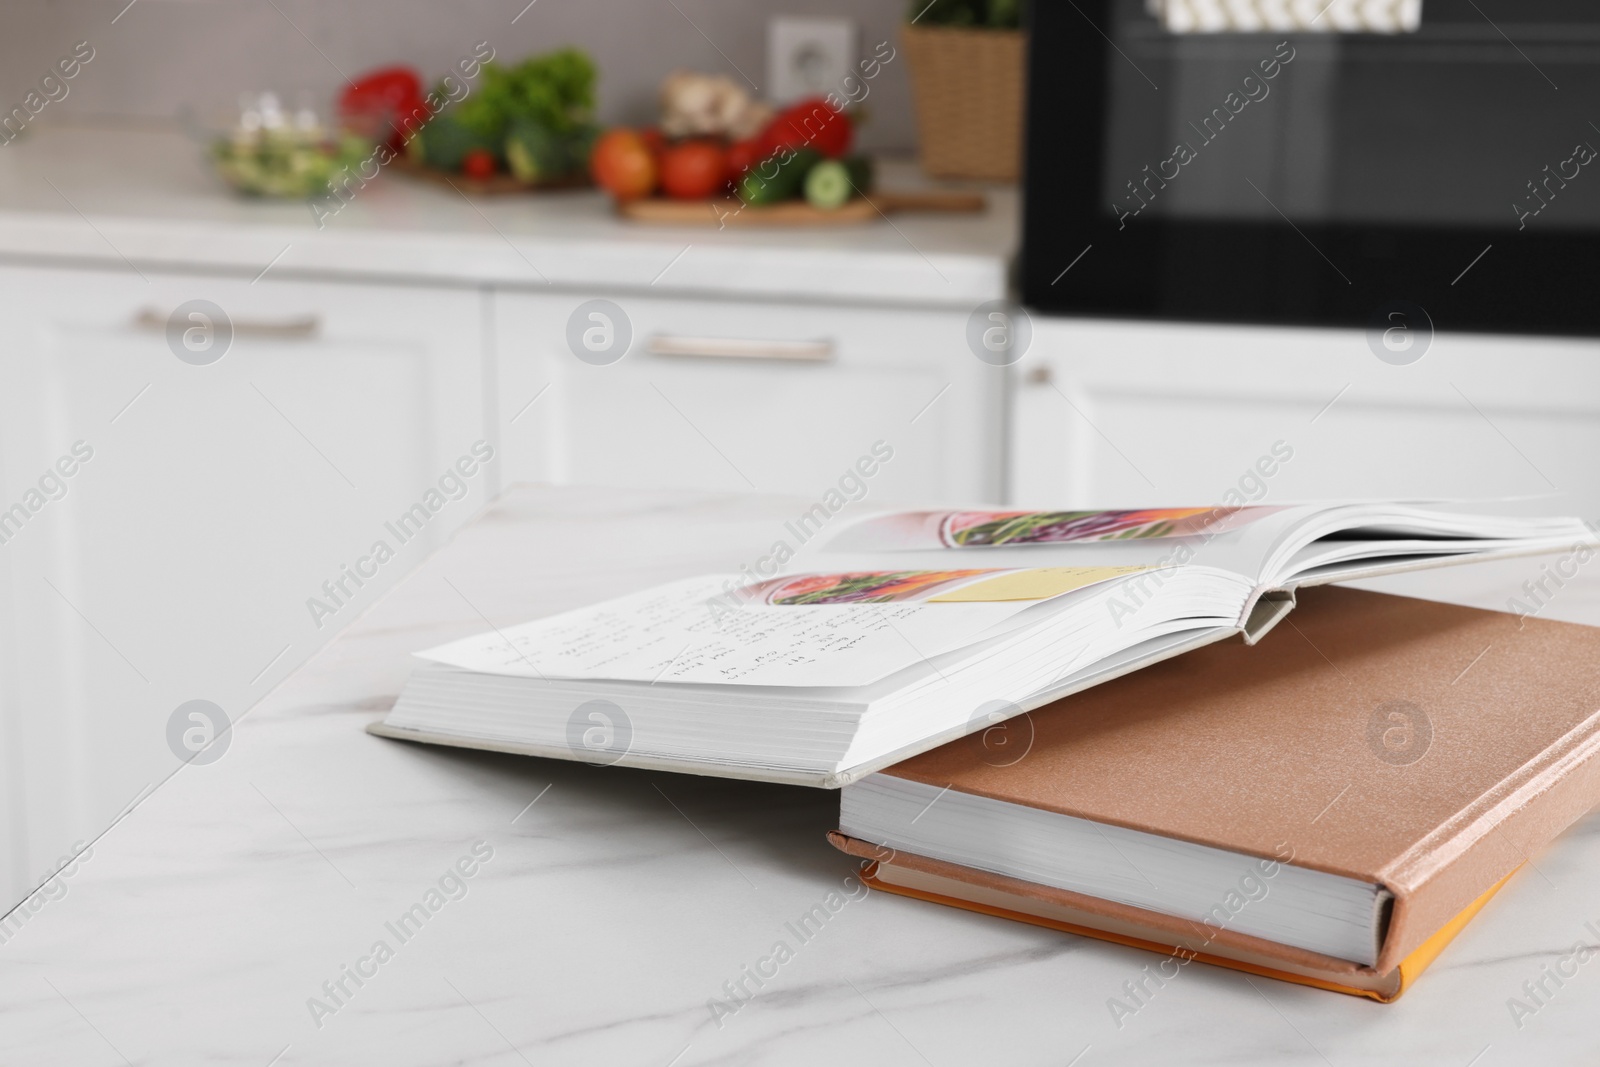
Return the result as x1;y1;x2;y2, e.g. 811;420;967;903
901;24;1027;181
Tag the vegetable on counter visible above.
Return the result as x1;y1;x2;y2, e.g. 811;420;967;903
411;112;498;171
337;66;427;152
212;91;369;199
590;128;658;200
409;47;598;185
591;73;870;213
659;71;771;141
761;96;853;161
803;158;867;209
452;49;595;145
725;136;762;184
461;147;498;181
659;139;728;200
737;147;821;206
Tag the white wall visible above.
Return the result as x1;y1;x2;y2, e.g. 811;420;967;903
0;0;918;152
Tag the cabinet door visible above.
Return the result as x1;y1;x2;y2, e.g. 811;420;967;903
0;264;487;905
494;291;1003;505
1011;317;1600;516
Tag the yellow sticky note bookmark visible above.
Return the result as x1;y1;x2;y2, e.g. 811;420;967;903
928;566;1150;603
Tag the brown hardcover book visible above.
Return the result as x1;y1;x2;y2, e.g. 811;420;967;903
831;586;1600;999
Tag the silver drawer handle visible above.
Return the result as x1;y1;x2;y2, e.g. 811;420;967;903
133;308;320;338
646;333;834;362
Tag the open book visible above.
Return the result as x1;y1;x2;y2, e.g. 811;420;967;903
370;502;1594;786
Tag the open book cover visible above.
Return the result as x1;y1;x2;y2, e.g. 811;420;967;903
830;585;1600;1000
370;502;1594;786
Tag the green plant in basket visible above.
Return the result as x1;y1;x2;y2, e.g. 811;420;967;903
908;0;1024;27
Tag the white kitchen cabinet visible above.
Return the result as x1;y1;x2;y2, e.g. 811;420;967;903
494;290;1004;505
0;264;488;904
1011;317;1600;519
0;129;1019;912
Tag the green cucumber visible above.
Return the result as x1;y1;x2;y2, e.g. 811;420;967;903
804;155;875;209
804;160;852;209
843;155;874;193
737;147;821;206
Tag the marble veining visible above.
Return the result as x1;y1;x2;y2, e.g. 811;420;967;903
2;485;1600;1065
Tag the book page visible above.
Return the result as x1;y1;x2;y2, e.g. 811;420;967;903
415;569;1143;688
823;508;1287;551
806;503;1596;591
804;505;1325;585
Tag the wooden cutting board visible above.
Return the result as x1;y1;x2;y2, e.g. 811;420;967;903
390;154;591;195
618;189;986;226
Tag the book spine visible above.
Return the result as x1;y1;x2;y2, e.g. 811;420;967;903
1374;708;1600;973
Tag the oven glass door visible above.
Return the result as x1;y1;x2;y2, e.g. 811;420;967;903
1022;0;1600;335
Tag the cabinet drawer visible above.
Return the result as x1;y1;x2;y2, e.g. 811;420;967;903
1011;317;1600;513
496;292;1002;503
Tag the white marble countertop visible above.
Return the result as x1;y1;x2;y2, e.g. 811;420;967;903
5;484;1600;1066
0;124;1013;306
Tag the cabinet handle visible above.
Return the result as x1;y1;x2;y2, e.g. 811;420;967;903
646;333;834;362
133;308;320;338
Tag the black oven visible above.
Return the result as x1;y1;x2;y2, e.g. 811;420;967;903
1020;1;1600;336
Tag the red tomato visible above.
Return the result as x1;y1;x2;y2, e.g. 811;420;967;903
725;137;762;184
462;148;497;180
761;97;852;159
590;128;659;200
660;140;729;200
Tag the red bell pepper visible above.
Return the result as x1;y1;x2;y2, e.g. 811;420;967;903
339;66;427;151
760;97;853;160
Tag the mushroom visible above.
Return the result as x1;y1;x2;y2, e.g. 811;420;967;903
660;70;772;140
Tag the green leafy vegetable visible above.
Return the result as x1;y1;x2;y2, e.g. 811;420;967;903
449;48;596;142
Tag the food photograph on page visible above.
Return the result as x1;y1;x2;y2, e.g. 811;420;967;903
8;0;1600;1064
832;504;1289;550
740;565;1147;604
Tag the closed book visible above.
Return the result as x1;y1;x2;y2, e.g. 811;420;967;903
831;586;1600;999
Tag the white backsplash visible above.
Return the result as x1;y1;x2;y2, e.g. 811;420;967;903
0;0;917;151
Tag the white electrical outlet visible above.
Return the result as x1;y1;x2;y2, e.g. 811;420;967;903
767;16;857;106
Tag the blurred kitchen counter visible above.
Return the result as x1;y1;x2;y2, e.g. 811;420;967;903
0;123;1015;307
